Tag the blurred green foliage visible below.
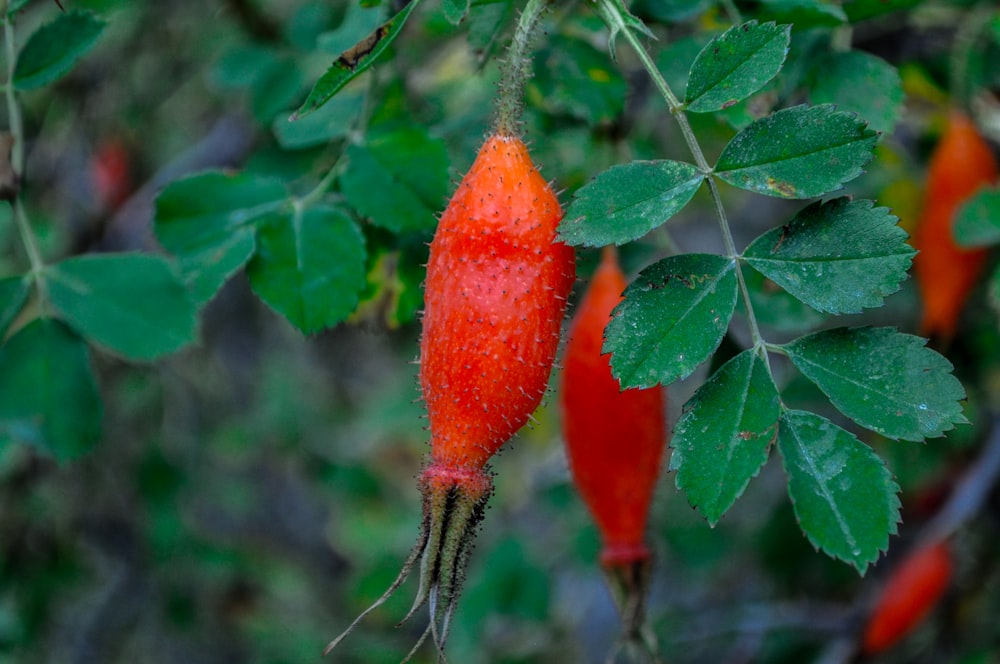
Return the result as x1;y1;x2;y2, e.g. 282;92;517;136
0;0;999;663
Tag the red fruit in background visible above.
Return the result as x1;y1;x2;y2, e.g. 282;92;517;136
561;246;666;567
913;111;998;341
560;247;666;654
863;540;954;654
325;132;575;657
91;139;133;210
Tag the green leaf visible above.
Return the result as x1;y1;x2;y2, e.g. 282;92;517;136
757;0;847;28
671;350;780;524
809;51;903;135
352;242;426;329
783;327;967;441
560;161;703;247
293;0;422;119
742;198;914;314
684;22;790;113
155;171;288;302
212;44;280;90
606;254;738;389
0;319;101;461
467;0;513;61
340;128;449;233
533;34;628;125
0;275;29;336
45;254;198;361
286;1;339;51
272;92;364;149
954;187;1000;248
13;10;106;90
742;266;825;332
250;56;304;124
247;207;367;333
715;104;878;199
155;171;288;253
778;409;899;573
177;232;256;305
443;0;470;24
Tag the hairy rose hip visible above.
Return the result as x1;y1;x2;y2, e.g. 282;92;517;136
560;246;666;655
324;133;574;658
913;110;998;341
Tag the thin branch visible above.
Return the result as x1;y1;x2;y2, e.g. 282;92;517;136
921;417;1000;545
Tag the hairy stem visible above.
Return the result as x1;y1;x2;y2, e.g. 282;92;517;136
2;4;46;305
922;418;1000;545
494;0;551;136
596;0;771;368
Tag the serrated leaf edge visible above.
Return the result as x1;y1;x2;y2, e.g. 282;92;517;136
685;21;791;112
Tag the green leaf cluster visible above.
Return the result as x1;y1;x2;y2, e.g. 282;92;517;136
560;16;963;572
0;5;199;461
0;0;976;586
1;2;456;462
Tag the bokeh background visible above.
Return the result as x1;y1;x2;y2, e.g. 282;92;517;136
2;1;1000;663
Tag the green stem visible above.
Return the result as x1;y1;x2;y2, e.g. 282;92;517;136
2;4;46;301
494;0;551;137
598;0;769;361
298;161;341;209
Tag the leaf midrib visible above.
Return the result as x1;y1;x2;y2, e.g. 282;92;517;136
783;414;860;555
